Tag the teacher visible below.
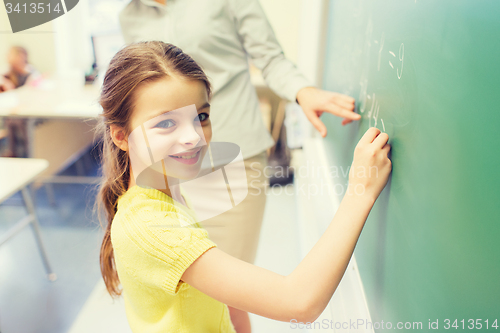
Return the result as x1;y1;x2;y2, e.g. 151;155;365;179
118;0;359;331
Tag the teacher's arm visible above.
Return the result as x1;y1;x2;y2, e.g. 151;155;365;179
228;0;360;137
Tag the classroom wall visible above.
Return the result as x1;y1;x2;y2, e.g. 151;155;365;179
296;0;328;86
0;1;101;78
52;0;94;78
0;0;300;77
259;0;301;64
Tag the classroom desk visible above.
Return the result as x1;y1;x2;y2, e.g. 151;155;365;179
0;157;56;281
0;79;102;184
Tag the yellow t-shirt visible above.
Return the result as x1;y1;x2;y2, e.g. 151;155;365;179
111;185;236;333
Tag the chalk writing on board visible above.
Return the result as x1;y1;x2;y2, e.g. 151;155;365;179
359;79;368;114
398;43;404;79
388;44;404;79
377;33;385;71
373;100;380;128
365;93;386;133
389;50;396;69
365;18;373;47
367;93;376;126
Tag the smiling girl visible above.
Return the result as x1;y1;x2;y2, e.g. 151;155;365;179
96;41;392;333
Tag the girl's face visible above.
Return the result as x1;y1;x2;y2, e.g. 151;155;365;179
127;76;211;181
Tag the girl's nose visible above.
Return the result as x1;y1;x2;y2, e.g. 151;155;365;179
178;123;203;148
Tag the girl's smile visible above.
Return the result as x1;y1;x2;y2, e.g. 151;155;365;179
168;147;203;165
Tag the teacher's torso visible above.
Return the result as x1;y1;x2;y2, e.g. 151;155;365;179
119;0;275;159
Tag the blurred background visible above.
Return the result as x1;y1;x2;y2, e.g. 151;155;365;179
0;1;338;332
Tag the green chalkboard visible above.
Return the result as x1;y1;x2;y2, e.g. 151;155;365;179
321;0;500;330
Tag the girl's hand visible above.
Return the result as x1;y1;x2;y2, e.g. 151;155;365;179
348;127;392;201
296;86;360;137
182;130;392;324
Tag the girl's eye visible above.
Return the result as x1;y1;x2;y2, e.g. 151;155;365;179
155;119;175;129
197;112;209;122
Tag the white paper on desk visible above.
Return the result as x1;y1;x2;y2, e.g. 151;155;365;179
37;79;56;90
55;101;102;115
0;91;20;109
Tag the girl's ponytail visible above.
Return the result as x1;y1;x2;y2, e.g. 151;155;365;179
95;41;212;297
96;122;130;296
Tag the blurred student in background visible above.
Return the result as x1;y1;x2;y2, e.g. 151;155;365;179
0;46;40;157
1;46;40;91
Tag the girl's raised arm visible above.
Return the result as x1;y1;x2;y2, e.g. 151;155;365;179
182;127;392;323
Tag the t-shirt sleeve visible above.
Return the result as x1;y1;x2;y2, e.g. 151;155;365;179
115;211;217;295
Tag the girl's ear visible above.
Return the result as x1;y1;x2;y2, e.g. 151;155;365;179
110;125;129;151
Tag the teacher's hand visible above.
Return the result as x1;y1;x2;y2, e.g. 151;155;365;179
296;86;360;137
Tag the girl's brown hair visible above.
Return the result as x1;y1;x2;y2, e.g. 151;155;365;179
96;41;212;297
